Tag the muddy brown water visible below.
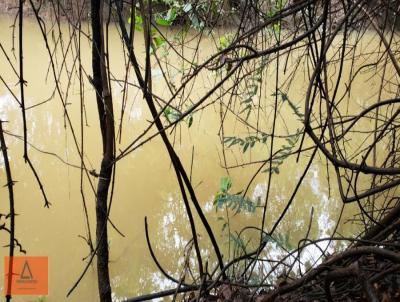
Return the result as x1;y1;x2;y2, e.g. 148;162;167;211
0;16;394;301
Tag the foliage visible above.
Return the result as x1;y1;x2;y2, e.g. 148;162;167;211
163;106;181;123
214;177;257;215
128;8;167;53
223;91;303;174
237;58;267;120
163;106;193;127
272;89;304;121
217;33;234;51
129;0;230;31
262;128;301;175
223;134;268;153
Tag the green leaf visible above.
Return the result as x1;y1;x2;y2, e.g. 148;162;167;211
156;18;172;26
223;137;234;144
214;193;256;214
163;106;181;123
220;177;232;193
262;135;268;143
243;142;250;153
153;36;166;49
128;12;143;31
166;7;177;22
262;166;280;174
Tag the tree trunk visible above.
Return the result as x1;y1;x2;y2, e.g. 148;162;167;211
95;158;112;302
91;0;113;301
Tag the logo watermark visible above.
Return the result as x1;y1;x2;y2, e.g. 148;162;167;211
4;256;48;295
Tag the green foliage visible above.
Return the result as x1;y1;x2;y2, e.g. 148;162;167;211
163;105;194;127
272;89;304;121
219;176;232;193
128;11;143;31
163;106;182;123
263;0;288;40
215;194;257;214
152;35;166;52
223;134;268;153
218;33;234;51
214;177;257;215
214;177;257;262
155;7;178;26
237;57;266;120
223;92;303;175
188;115;193;127
148;0;227;30
127;8;167;53
262;128;301;175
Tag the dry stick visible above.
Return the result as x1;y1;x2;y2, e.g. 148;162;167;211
116;0;223;277
348;9;400;211
18;0;27;163
123;285;200;302
295;207;314;277
351;109;400;224
371;50;389;220
357;201;400;244
259;16;282;242
358;1;400;78
324;262;360;302
0;75;21;106
4;130;81;169
244;7;329;268
1;121;15;302
172;247;192;302
25;158;51;207
17;0;51;208
144;217;186;285
319;6;354;259
138;0;203;278
303;4;400;177
258;246;400;302
213;234;399;302
242;133;324;278
249;8;285;281
77;16;93;251
114;23;316;163
0;42;19;78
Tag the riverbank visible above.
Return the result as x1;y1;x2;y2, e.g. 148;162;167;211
1;0;398;31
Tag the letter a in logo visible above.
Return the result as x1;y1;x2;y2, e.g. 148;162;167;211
20;260;33;280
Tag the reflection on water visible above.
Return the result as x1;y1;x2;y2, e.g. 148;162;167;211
0;16;388;301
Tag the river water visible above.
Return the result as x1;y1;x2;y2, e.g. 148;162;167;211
0;16;393;302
